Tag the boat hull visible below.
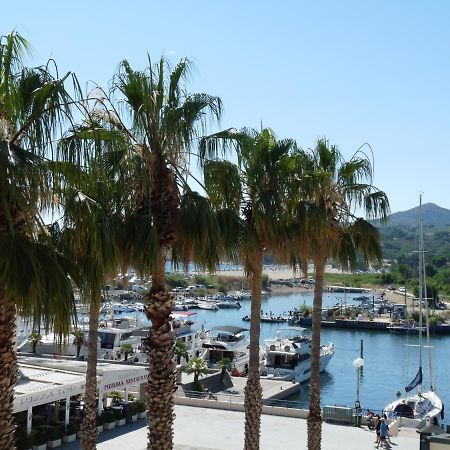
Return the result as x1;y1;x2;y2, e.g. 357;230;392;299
261;344;335;384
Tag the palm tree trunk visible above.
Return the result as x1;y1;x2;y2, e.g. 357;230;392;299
307;253;325;450
81;288;101;450
0;297;17;450
144;247;176;450
244;248;263;450
300;255;308;279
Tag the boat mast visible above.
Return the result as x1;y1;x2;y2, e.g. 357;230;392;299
422;201;434;390
418;195;423;392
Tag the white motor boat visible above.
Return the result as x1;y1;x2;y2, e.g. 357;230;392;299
172;312;206;360
201;326;250;373
97;318;141;359
260;327;335;383
197;301;219;311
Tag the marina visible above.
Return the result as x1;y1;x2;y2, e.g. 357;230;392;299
75;288;449;423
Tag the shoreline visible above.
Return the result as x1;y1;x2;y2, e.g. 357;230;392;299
215;267;431;308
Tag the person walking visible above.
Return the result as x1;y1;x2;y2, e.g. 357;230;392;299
374;414;381;446
377;418;390;449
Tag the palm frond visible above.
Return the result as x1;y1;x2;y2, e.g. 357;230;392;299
0;233;77;335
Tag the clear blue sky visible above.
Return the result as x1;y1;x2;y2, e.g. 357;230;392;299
3;1;450;214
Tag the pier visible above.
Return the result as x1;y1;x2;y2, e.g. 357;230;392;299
60;404;418;450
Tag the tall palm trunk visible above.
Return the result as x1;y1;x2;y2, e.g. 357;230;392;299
0;297;17;450
81;288;101;450
244;248;263;450
307;253;325;450
300;256;308;279
144;248;176;450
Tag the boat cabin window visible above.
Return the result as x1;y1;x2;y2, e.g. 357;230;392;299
208;349;234;364
98;332;115;349
121;332;132;341
268;353;299;369
215;332;242;343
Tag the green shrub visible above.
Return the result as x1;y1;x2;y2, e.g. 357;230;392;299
33;431;47;445
166;273;188;288
107;390;123;405
104;411;116;423
65;422;77;435
300;304;312;317
96;415;105;426
193;380;204;392
193;274;208;285
47;425;62;441
133;399;146;414
15;431;33;450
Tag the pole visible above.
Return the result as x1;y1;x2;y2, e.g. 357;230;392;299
360;340;364;359
355;368;361;427
356;369;360;403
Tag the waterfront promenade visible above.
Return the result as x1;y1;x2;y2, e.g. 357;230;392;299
64;405;418;449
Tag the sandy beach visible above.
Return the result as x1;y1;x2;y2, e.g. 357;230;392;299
215;265;417;306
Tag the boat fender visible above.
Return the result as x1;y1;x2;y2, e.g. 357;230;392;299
441;403;445;420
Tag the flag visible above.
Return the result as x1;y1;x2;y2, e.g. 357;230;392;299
405;367;423;393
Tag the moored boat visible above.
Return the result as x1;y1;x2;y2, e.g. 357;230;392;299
201;326;251;373
384;196;444;428
260;327;335;383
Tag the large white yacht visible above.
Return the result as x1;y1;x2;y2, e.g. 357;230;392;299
201;326;250;373
260;327;335;383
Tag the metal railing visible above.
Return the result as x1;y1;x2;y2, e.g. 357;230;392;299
178;389;307;410
177;389;389;422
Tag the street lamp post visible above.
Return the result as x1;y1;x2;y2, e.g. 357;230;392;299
353;357;364;427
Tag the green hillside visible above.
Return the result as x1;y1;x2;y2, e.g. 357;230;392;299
381;224;450;260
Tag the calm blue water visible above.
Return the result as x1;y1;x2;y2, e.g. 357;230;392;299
116;291;450;417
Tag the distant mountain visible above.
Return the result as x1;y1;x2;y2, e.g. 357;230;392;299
382;203;450;227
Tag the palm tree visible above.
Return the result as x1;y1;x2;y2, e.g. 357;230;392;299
217;357;232;384
174;341;189;365
105;56;223;450
27;331;42;354
185;356;209;387
56;152;122;450
0;32;79;449
120;343;134;361
200;128;296;450
71;329;86;358
291;139;389;450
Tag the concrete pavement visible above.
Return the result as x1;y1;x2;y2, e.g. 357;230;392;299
64;405;418;450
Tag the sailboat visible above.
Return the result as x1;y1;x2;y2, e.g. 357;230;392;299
384;195;444;428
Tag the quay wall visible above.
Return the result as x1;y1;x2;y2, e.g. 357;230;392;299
174;396;309;419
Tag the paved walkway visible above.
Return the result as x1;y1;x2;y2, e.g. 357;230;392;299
65;405;418;450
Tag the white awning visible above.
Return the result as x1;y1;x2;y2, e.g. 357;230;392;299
14;357;148;413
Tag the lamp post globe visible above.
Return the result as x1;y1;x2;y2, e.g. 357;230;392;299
353;357;364;370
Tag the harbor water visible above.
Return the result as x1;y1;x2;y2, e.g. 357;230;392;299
118;290;450;419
